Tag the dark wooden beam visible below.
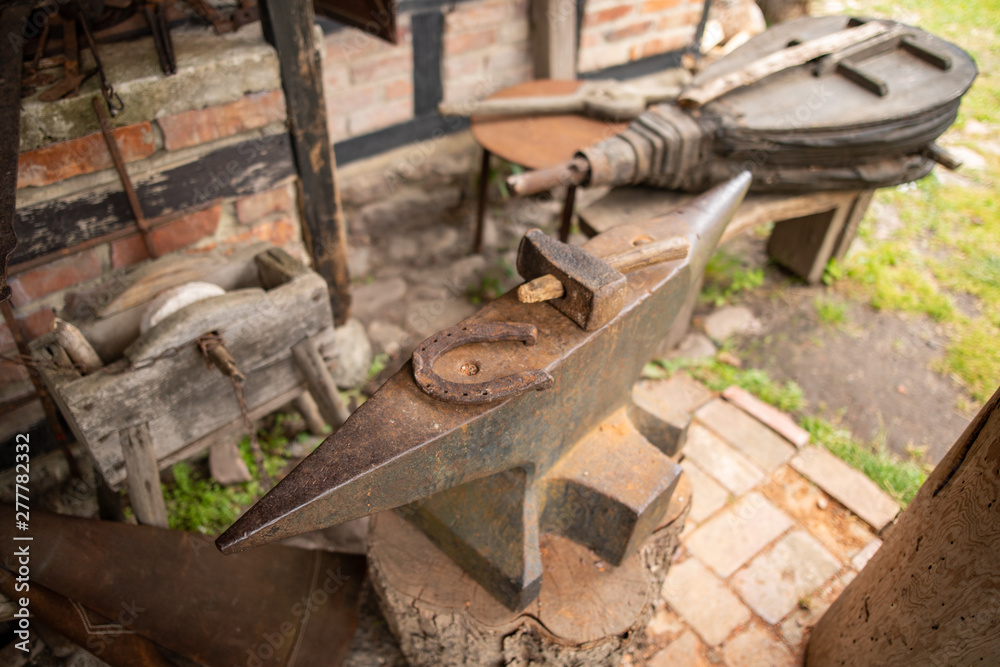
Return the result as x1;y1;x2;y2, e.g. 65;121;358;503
412;11;444;117
12;134;295;267
1;3;32;303
259;0;352;325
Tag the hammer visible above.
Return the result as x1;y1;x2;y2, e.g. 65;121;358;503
516;229;690;331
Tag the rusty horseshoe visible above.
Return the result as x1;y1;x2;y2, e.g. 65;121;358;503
412;321;554;404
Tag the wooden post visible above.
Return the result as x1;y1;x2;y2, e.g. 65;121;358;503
293;336;351;430
258;0;352;325
807;385;1000;665
766;201;851;284
532;0;577;80
119;423;169;528
0;3;30;304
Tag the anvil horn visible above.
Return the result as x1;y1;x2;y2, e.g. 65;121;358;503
217;173;751;569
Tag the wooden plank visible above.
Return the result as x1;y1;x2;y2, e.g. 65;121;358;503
11;133;295;266
412;11;444;116
293;334;350;430
260;0;353;325
0;4;30;303
831;189;875;263
807;386;1000;664
532;0;577;80
766;205;849;284
119;423;169;528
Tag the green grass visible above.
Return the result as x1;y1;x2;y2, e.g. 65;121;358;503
800;417;927;507
700;249;766;306
827;0;1000;403
646;357;928;506
813;298;848;326
163;416;306;534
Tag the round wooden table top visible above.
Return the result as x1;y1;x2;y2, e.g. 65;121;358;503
470;79;630;171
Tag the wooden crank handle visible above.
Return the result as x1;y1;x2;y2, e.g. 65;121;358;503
518;235;691;303
506;157;590;197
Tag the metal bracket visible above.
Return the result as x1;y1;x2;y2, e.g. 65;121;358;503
412;322;554;405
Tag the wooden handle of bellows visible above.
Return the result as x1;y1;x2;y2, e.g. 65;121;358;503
506;157;590;197
518;236;691;303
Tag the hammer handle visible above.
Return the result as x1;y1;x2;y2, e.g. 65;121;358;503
507;157;589;197
518;236;690;303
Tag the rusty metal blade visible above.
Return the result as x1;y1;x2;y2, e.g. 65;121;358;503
217;173;751;557
0;506;364;667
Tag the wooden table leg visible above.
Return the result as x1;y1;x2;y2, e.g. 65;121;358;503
473;148;492;254
559;184;577;243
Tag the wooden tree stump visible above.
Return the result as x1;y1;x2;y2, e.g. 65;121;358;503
367;473;692;666
807;385;1000;664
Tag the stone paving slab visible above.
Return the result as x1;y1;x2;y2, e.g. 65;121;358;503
723;624;797;667
648;630;711;667
758;469;875;563
722;385;810;448
696;399;797;472
731;530;842;625
636;373;715;414
791;446;900;531
682;461;730;524
685;492;794;578
683;424;764;495
662;558;751;647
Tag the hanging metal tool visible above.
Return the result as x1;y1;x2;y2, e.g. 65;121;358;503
143;0;176;75
78;3;124;116
216;173;752;612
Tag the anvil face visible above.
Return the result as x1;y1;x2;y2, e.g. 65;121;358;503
218;173;751;610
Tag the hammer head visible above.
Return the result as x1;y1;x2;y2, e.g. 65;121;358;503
517;229;627;330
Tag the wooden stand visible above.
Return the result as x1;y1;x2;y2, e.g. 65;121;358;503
368;473;692;666
807;386;1000;664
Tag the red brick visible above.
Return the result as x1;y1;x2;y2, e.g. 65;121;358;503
583;5;633;27
444;28;497;55
350;52;413;84
641;0;683;13
235;184;294;225
323;64;351;91
443;53;483;82
606;20;653;42
326;83;381;117
233;217;297;247
0;306;56;348
158;91;286;152
349;98;413;135
0;359;31;396
445;0;515;31
9;251;104;305
110;205;222;268
658;10;701;30
17;123;155;189
632;29;693;58
328;115;349;142
386;77;414;100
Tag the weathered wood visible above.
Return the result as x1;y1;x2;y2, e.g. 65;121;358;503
119;423;169;528
368;474;692;666
678;20;889;107
293;391;327;435
254;246;309;289
98;255;222;318
52;318;104;373
293;335;350;430
11;134;295;266
831;189;875;264
532;0;577;80
807;385;1000;665
32;265;334;488
260;0;352;325
766;204;850;284
0;3;30;304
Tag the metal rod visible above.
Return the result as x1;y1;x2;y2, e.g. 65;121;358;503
473;148;491;253
92;96;159;259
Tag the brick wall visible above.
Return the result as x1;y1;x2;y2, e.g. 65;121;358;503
4;26;305;407
578;0;704;72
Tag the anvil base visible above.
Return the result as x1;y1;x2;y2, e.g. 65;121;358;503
369;473;692;667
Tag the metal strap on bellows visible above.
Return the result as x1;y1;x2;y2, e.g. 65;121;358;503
412;322;554;405
580;103;710;192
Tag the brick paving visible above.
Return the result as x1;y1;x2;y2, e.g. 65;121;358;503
622;372;900;666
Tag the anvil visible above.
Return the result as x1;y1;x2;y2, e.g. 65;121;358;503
218;173;751;610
